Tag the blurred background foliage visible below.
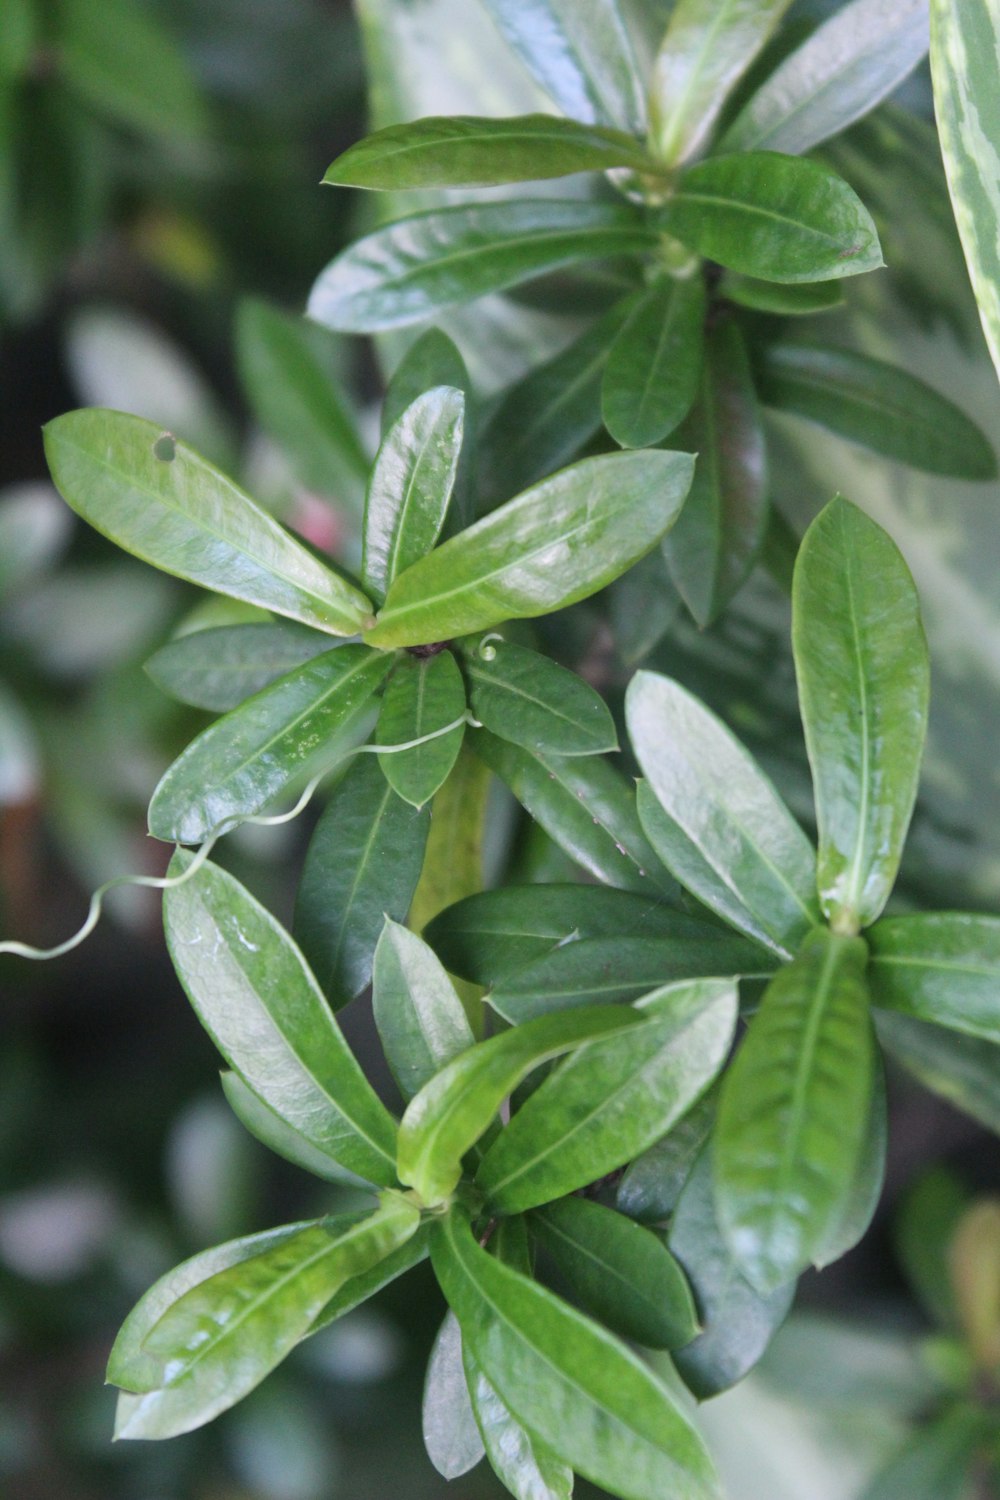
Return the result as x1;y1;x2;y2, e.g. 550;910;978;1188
1;1;998;1497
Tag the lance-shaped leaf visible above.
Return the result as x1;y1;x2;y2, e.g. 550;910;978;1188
325;114;655;191
662;320;769;626
308;200;659;334
931;0;1000;385
462;638;616;757
396;1005;641;1205
362;386;465;605
755;344;997;479
373;920;475;1102
144;623;333;714
365;449;695;648
814;1053;887;1266
668;1146;795;1398
295;756;430;1006
42;409;374;635
311;1221;431;1334
721;0;929;157
628;671;819;956
472;729;677;898
220;1071;368;1185
660;153;883;283
463;1342;573;1500
383;334;476;534
617;1092;717;1224
868;913;1000;1044
164;853;399;1185
649;0;795;166
714;926;877;1292
720;274;844;315
792;496;929;930
376;650;467;809
423;1311;485;1478
148;645;391;844
478;979;738;1213
876;1011;1000;1137
602;273;706;450
478;0;647;133
531;1196;699;1349
114;1195;421;1440
431;1209;721;1500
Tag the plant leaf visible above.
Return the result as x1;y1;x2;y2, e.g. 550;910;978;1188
868;913;1000;1044
311;1221;431;1334
861;1405;991;1500
660;153;884;283
147;645;391;844
408;746;491;937
365;449;695;648
755;343;997;479
42;410;374;635
721;0;929;157
383;331;471;435
220;1072;369;1185
423;1311;485;1478
463;1341;573;1500
617;1092;717;1224
308;200;658;333
720;274;844;315
792;495;929;930
462;638;617;757
376;650;467;808
295;756;430;1006
876;1011;1000;1137
813;1053;887;1267
373;919;475;1102
477;979;738;1212
601;273;706;450
714;926;877;1292
628;671;819;956
431;1208;721;1500
144;623;334;714
163;853;399;1186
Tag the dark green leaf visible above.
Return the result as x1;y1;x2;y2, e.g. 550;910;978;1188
295;756;430;1006
601;273;705;450
714;927;877;1291
814;1054;887;1265
660;153;884;283
792;495;929;930
423;1311;485;1478
431;1208;720;1500
43;410;374;636
148;645;391;844
144;623;333;713
608;548;681;667
383;331;471;436
720;274;844;315
164;853;399;1186
755;343;997;479
220;1072;368;1185
617;1092;716;1224
861;1405;989;1500
868;913;1000;1045
875;1011;1000;1136
628;671;819;956
662;320;770;625
463;638;616;756
307;200;658;333
477;979;738;1212
376;650;467;809
373;919;475;1102
365;449;694;647
895;1167;970;1328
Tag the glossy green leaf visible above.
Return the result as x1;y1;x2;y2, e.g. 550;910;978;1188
755;343;997;479
144;623;333;713
792;495;930;930
373;919;475;1102
42;410;374;636
875;1011;1000;1137
163;853;399;1186
311;1221;431;1334
668;1146;796;1398
326;114;654;190
308;200;658;333
649;0;795;165
714;927;877;1292
478;0;647;133
721;0;928;157
477;979;738;1213
423;1311;485;1478
383;331;471;436
601;273;705;450
868;913;1000;1044
472;730;677;898
814;1054;887;1266
931;0;1000;385
463;1342;573;1500
397;1005;641;1205
628;671;819;956
662;320;770;626
114;1195;420;1440
462;638;616;756
148;646;391;844
531;1197;699;1349
295;756;430;1006
408;745;491;944
431;1208;721;1500
375;650;467;808
720;274;844;315
660;153;884;283
365;449;695;647
220;1072;368;1186
362;387;465;604
617;1092;717;1224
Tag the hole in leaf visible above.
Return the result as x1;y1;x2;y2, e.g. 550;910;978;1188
153;433;177;462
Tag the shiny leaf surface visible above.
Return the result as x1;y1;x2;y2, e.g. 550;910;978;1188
221;1072;369;1185
144;623;333;714
617;1092;716;1224
464;1343;573;1500
601;273;706;450
376;650;467;808
463;638;617;756
868;913;1000;1044
373;919;475;1102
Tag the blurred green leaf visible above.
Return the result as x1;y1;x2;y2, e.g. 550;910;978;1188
373;919;475;1102
0;484;71;600
144;621;332;713
463;638;617;756
376;650;467;808
861;1404;987;1500
602;273;705;450
422;1310;485;1478
464;1339;573;1500
877;1011;1000;1136
894;1167;970;1329
720;274;844;315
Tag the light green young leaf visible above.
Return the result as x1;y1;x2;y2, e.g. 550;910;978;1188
42;410;374;636
376;650;467;808
463;638;617;757
792;495;929;930
311;1222;431;1334
601;273;705;451
144;622;333;714
868;913;1000;1044
364;449;694;647
373;919;475;1102
628;671;819;956
220;1072;368;1186
423;1311;485;1478
714;927;877;1292
408;746;491;938
164;853;399;1186
147;645;391;844
721;0;928;157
